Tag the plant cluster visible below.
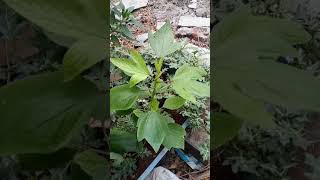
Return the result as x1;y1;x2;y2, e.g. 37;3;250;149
110;22;210;153
110;1;142;46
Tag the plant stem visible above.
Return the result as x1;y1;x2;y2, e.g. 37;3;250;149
150;58;163;100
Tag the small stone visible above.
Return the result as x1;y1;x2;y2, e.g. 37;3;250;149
176;27;194;36
188;2;197;9
178;16;210;27
196;8;207;17
120;0;148;10
156;22;166;30
185;43;210;67
197;33;209;43
136;33;148;43
145;166;180;180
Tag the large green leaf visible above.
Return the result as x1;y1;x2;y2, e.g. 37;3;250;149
110;128;138;153
148;22;182;57
163;96;186;110
44;31;76;47
0;72;99;155
3;0;105;40
211;113;243;149
110;84;143;112
172;64;210;102
111;51;150;87
162;123;186;149
4;0;107;81
137;111;168;152
74;150;108;180
214;5;320;127
63;38;107;81
137;111;186;152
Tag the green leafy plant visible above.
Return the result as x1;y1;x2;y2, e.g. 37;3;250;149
213;4;320;148
110;1;143;45
110;22;210;152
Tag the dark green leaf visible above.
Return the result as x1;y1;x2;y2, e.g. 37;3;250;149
110;84;143;112
63;38;106;81
212;113;243;149
110;128;138;153
0;71;99;155
214;5;318;127
3;0;105;40
74;150;108;180
71;163;91;180
18;148;76;171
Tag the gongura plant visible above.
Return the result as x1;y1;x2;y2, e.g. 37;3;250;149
110;22;210;152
